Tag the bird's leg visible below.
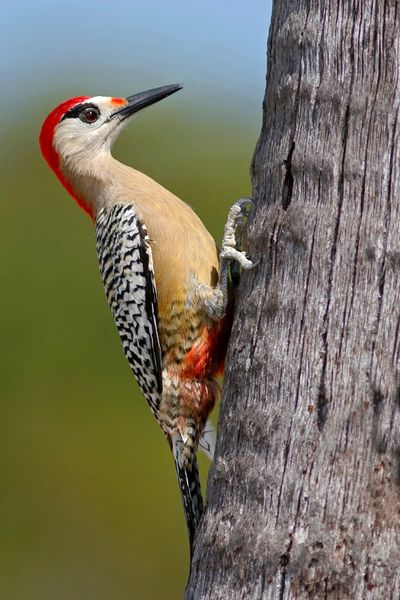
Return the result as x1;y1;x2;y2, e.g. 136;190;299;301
192;198;255;323
218;197;254;311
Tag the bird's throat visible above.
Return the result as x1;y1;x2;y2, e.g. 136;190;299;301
56;167;94;220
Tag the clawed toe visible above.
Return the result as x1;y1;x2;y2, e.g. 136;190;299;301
221;197;254;257
226;197;253;226
234;197;253;217
220;246;254;270
218;197;257;297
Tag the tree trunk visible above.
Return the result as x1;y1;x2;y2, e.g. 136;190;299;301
185;1;400;598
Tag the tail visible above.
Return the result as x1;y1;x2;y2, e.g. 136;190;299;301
171;433;204;560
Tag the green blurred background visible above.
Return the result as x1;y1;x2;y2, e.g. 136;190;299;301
1;2;270;598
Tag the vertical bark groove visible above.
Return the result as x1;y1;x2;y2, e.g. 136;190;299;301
282;141;296;210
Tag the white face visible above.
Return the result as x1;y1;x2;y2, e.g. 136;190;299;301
53;96;130;165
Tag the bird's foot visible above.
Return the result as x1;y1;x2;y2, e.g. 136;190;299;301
220;197;255;270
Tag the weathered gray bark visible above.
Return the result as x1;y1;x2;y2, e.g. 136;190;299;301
185;1;400;598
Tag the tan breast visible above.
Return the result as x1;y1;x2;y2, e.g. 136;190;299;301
63;155;219;322
108;165;220;321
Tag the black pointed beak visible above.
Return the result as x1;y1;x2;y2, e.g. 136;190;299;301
112;83;183;119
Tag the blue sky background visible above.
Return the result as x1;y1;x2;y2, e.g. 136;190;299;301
2;1;271;121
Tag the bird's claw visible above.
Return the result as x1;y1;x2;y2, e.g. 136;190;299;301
219;246;254;270
220;197;256;269
234;197;253;219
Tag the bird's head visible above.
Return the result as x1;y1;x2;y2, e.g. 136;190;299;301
39;84;182;218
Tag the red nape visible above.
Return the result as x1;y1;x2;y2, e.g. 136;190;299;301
39;96;94;219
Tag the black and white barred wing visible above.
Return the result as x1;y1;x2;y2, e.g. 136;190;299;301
96;204;162;414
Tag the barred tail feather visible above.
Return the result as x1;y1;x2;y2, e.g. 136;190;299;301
171;433;204;559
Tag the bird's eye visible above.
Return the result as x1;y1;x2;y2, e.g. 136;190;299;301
80;107;100;124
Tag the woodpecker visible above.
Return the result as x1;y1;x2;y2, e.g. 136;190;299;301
39;84;253;558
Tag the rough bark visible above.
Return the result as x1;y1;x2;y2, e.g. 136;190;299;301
185;1;400;598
